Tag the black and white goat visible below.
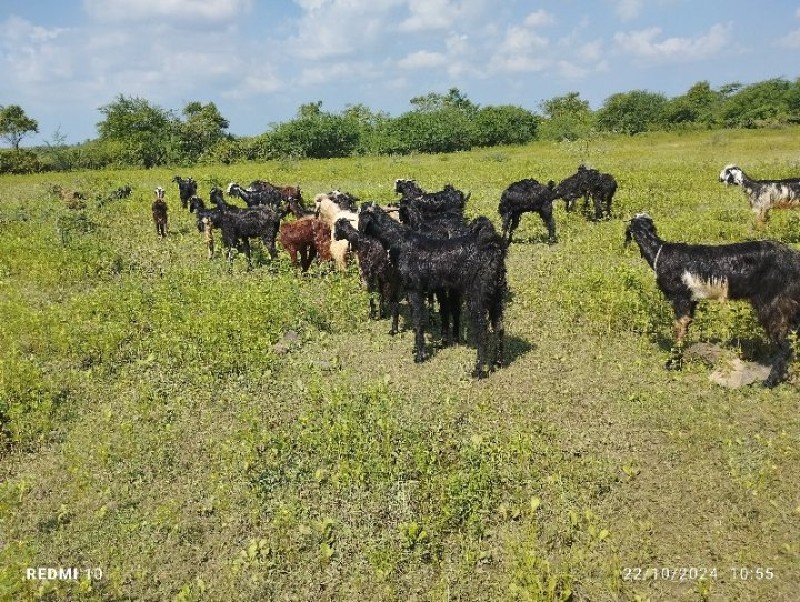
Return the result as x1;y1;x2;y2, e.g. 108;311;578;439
498;178;559;244
625;213;800;387
359;204;507;377
719;164;800;223
172;176;197;210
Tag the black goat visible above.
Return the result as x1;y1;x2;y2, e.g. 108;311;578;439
719;164;800;223
218;202;285;269
394;178;425;198
334;218;401;334
625;213;800;387
556;165;617;220
227;182;284;209
210;187;242;211
359;204;507;377
498;178;559;244
172;176;197;210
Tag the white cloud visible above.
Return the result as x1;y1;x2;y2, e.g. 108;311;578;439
490;23;550;73
614;22;732;62
577;40;603;62
524;10;554;28
775;29;800;48
397;50;447;70
615;0;642;22
83;0;252;22
0;17;73;83
399;0;456;32
288;0;403;60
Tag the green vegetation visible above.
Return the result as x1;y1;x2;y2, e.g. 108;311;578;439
5;77;800;173
0;128;799;601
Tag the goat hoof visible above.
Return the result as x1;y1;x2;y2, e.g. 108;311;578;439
763;375;782;388
413;354;426;363
471;368;489;379
388;328;399;336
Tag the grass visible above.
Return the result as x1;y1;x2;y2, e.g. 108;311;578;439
0;128;799;601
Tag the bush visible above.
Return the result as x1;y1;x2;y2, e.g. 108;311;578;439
0;149;41;174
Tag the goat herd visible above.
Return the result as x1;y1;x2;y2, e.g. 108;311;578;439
156;163;800;386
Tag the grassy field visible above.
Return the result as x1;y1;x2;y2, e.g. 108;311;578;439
1;128;799;601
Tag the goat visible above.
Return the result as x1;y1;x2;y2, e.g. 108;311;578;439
227;182;283;209
719;164;800;223
152;187;168;238
359;204;507;377
334;217;401;334
279;218;333;272
50;184;87;210
498;179;559;244
624;213;800;387
556;165;618;220
210;187;242;211
285;195;315;220
189;196;222;259
218;202;285;269
394;178;425;198
315;194;359;270
172;176;197;210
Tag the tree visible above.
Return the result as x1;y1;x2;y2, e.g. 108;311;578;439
409;88;478;113
719;78;793;128
96;95;176;167
0;105;39;150
178;101;231;163
662;81;723;127
473;105;539;147
595;90;668;135
265;102;360;159
538;92;594;140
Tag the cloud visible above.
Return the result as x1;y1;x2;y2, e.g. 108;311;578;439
397;50;448;70
83;0;252;22
490;23;550;73
775;8;800;48
614;22;732;62
288;0;403;60
775;29;800;48
0;17;73;83
399;0;456;32
614;0;642;22
523;10;554;28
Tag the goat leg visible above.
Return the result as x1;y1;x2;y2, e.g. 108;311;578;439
470;303;489;379
764;339;791;388
490;300;504;369
666;313;693;370
410;290;427;362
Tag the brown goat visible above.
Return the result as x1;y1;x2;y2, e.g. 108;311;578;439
279;218;333;272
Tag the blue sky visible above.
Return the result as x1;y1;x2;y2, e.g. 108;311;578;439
1;0;799;146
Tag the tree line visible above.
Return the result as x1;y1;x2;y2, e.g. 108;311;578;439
2;77;800;174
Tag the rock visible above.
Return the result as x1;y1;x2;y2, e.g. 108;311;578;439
685;342;724;366
273;342;290;355
709;359;771;389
